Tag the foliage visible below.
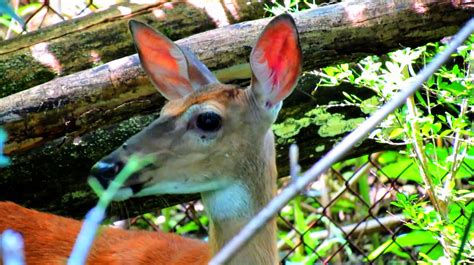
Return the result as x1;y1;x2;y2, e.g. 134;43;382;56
264;0;318;15
261;1;472;263
315;34;474;263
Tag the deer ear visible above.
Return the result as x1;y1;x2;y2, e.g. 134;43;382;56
129;20;217;100
181;47;219;89
250;14;302;108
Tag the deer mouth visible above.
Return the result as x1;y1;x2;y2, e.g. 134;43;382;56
87;178;148;201
88;160;155;201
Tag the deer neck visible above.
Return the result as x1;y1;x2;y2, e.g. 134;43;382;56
201;131;278;265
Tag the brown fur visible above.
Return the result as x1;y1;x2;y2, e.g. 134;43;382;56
203;130;278;265
0;202;210;265
162;84;241;117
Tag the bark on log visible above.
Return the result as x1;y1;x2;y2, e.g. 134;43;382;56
0;0;267;98
0;0;472;217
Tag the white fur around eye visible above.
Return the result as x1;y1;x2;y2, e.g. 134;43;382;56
180;104;221;125
178;104;202;127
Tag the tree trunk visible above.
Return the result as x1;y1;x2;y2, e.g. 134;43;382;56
0;0;472;217
0;0;267;98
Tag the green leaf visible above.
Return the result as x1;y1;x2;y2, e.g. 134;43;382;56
367;231;438;261
395;192;407;202
426;75;435;88
293;196;306;233
176;221;199;234
378;151;400;164
450;64;461;77
439;129;453;138
456;154;474;179
323;66;338;76
419;244;443;260
415;91;428;108
386;61;401;74
431;123;442;134
16;2;41;16
380;158;422;183
389;127;405;139
445;82;466;94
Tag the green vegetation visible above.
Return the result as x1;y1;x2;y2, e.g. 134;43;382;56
303;34;474;264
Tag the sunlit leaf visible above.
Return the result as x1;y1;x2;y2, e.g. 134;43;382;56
367;231;438;261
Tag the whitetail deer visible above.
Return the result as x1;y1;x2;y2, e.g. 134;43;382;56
0;13;301;265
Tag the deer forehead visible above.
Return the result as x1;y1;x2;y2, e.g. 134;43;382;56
161;84;245;117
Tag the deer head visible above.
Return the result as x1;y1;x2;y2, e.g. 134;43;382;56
89;13;301;212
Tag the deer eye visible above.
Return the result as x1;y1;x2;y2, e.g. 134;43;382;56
196;112;222;132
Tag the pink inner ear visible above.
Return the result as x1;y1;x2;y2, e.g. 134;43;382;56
135;28;179;74
255;20;301;105
133;25;193;99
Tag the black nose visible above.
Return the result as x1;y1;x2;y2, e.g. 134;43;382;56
89;161;124;188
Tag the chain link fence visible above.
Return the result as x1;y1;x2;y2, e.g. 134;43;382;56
274;155;452;264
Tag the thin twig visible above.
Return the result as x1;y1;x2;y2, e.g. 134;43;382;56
454;210;473;265
322;214;403;242
442;98;469;194
405;96;445;216
444;48;473;189
289;144;301;180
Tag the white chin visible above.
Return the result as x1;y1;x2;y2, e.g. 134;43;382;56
112;188;134;201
